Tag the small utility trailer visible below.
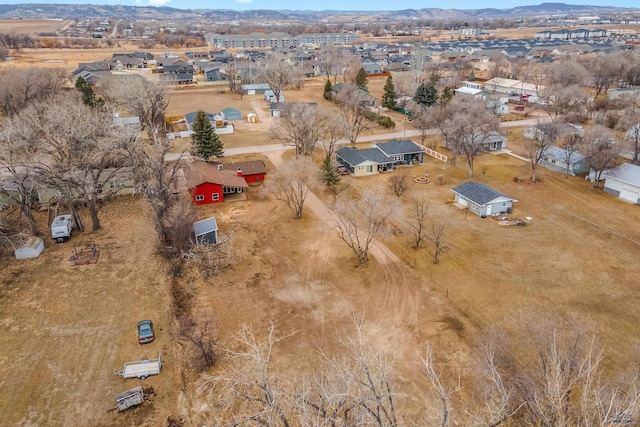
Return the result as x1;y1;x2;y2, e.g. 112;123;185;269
114;353;162;379
115;386;144;411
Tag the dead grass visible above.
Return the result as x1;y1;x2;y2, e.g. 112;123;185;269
0;19;69;36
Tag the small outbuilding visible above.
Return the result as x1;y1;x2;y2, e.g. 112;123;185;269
194;217;218;245
221;107;241;121
14;237;44;259
451;181;517;218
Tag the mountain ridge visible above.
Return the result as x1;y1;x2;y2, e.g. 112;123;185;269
0;2;638;20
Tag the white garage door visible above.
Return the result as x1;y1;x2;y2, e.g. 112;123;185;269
620;185;640;203
458;197;468;207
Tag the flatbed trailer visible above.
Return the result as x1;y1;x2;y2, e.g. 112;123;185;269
114;353;162;379
116;386;145;411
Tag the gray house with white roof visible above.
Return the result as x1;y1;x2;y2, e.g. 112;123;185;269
602;163;640;204
451;181;516;217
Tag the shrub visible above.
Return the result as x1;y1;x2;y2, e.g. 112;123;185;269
377;116;396;129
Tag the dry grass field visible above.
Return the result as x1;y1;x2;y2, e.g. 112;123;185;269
0;19;69;36
2;42;640;424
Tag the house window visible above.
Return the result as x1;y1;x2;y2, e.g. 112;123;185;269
212;193;220;201
195;194;204;201
366;165;373;173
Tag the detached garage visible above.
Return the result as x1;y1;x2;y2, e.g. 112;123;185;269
222;107;241;121
603;163;640;204
451;181;517;218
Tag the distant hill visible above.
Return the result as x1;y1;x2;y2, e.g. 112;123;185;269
0;2;637;21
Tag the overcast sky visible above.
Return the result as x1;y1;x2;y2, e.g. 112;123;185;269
7;0;638;11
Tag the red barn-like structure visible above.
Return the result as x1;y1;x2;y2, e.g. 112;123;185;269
183;163;249;205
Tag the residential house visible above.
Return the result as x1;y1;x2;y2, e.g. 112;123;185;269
538;146;590;175
212;160;267;184
181;163;249;205
451;181;516;217
362;62;383;75
445;131;507;152
373;140;425;165
242;83;271;95
330;83;376;107
185;111;226;131
203;66;226;82
602;163;640;204
335;147;395;176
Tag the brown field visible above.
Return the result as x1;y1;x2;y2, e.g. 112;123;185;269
0;19;69;36
2;46;640;424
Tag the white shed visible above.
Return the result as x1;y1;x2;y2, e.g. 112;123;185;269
194;217;218;245
14;237;44;259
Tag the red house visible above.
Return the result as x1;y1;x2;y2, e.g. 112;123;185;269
183;163;249;205
211;160;267;185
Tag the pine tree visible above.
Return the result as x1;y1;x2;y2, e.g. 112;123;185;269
75;76;104;108
355;67;368;90
414;83;438;107
320;155;340;189
323;79;333;100
439;86;453;106
190;110;224;161
381;75;397;109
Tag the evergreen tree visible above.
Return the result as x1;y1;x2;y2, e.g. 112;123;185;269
75;76;104;108
439;86;454;106
190;110;224;161
381;75;397;109
323;79;333;100
320;155;340;190
414;82;438;107
355;68;368;90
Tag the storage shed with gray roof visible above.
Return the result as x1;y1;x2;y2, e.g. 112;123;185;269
451;181;516;217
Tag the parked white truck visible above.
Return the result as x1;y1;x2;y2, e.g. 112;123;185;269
51;215;74;243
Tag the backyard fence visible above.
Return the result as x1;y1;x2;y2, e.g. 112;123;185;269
542;200;640;248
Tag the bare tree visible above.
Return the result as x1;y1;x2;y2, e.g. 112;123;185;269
0;68;65;117
429;221;448;264
617;105;640;165
270;103;325;158
334;83;371;145
558;132;583;177
443;99;500;177
333;190;398;263
539;84;589;123
319;113;347;158
580;125;620;187
265;157;318;219
546;59;588;86
225;61;243;99
177;312;217;371
421;343;461;427
485;310;640;427
102;74;171;139
259;57;300;103
200;323;293;427
581;53;625;98
7;95;140;232
407;194;430;249
317;44;341;84
305;316;401;426
389;170;410;197
0;122;42;236
525;121;560;182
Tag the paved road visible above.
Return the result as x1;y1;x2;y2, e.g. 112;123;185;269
165;116;551;161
